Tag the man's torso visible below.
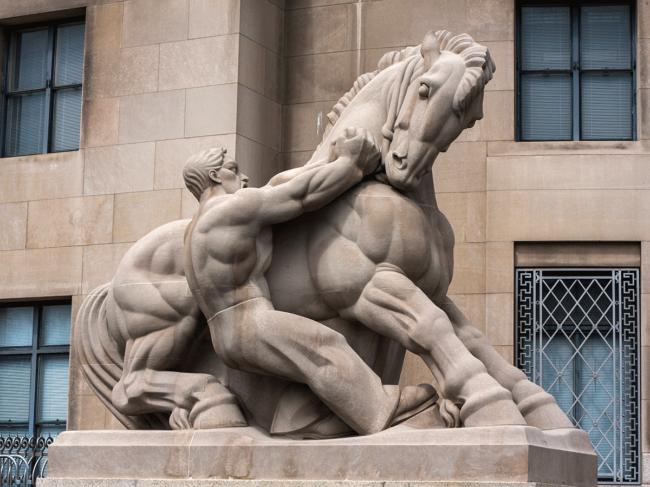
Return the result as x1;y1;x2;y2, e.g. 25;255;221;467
187;194;274;317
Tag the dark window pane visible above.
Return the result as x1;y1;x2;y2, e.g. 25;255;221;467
51;89;82;152
581;5;631;70
37;355;69;423
541;336;575;416
521;7;572;70
578;337;615;477
0;424;29;436
37;423;65;439
54;23;85;86
521;74;572;141
581;73;632;140
0;307;34;347
7;28;49;92
4;92;47;157
0;356;32;423
40;305;72;346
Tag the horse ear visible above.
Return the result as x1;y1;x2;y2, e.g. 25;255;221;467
420;30;441;71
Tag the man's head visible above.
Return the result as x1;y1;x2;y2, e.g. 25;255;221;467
183;148;249;200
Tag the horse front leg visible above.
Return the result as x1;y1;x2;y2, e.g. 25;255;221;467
350;267;526;428
439;298;573;430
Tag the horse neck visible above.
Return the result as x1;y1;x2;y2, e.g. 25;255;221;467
309;67;399;163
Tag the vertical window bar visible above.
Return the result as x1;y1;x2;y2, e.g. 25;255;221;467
613;270;619;481
572;6;580;141
42;27;54;155
0;38;8;158
631;4;637;141
535;270;540;385
27;305;39;438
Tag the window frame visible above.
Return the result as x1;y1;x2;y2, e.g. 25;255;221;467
515;268;640;483
0;16;85;158
515;0;637;141
0;299;72;438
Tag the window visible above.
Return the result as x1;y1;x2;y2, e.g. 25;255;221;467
516;269;639;483
0;301;72;439
516;2;635;141
1;19;85;158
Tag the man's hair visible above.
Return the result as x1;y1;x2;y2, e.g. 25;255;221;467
183;148;226;201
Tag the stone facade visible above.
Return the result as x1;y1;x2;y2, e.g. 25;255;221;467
0;0;649;479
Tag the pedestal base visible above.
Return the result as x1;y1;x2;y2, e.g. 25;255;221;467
39;481;589;487
45;425;597;486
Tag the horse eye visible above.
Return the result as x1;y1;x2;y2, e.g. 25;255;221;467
418;83;429;99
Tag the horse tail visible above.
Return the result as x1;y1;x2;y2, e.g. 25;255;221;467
75;283;151;429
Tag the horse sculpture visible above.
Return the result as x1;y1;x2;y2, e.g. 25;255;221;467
76;30;572;435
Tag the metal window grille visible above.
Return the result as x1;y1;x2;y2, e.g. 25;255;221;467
0;435;52;486
516;268;640;483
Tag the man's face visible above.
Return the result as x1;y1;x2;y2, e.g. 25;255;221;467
211;156;249;194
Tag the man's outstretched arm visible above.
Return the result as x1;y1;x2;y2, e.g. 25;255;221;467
250;127;380;226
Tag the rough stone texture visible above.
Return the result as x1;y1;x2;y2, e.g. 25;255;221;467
118;91;186;144
27;195;114;248
0;247;83;300
0;151;84;204
112;190;182;243
188;0;240;39
0;202;28;251
47;427;596;485
83;45;160;100
121;0;189;48
158;35;239;91
236;85;282;151
184;84;238;137
81;98;120;148
39;481;585;487
84;143;156;195
85;3;123;54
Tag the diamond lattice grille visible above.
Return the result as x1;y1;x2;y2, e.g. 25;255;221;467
516;269;639;483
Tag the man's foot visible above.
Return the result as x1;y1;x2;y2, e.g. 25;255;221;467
389;384;439;427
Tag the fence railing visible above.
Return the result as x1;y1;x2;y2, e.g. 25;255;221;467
0;435;53;487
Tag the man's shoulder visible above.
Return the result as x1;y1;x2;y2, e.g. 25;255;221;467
196;190;262;230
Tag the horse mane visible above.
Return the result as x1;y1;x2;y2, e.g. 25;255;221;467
317;45;421;147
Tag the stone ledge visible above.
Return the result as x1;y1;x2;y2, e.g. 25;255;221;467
46;426;597;487
38;481;585;487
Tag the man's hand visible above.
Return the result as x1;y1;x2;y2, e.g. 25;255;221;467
329;127;381;177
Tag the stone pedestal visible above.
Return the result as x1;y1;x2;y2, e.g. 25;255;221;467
42;425;597;487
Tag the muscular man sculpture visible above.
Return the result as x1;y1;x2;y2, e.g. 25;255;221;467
183;131;435;437
76;29;573;436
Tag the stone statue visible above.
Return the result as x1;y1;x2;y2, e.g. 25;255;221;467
76;30;573;437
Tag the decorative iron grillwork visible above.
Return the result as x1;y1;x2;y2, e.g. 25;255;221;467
0;435;53;487
516;268;640;483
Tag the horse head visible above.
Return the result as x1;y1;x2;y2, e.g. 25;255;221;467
382;30;496;192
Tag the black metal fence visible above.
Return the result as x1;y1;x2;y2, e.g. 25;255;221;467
0;435;53;487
